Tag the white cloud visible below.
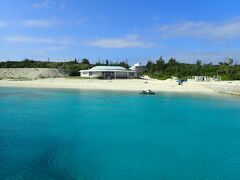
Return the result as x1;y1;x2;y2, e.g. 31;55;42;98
86;35;154;48
21;19;58;28
156;17;240;40
44;46;69;51
4;36;55;44
0;17;86;29
4;36;76;46
32;0;66;10
166;50;240;63
20;18;86;28
0;21;6;28
59;38;76;45
59;4;65;10
32;0;54;9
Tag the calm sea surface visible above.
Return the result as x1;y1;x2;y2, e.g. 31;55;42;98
0;88;240;180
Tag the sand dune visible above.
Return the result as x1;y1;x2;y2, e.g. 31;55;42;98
0;68;69;80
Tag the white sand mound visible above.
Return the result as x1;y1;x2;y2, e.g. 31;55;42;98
0;68;70;80
202;81;240;95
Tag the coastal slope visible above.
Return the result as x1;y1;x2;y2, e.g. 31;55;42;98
0;68;69;80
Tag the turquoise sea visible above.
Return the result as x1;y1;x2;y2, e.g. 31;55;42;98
1;88;240;180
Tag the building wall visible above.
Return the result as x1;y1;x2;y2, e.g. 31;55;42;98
81;71;137;79
80;72;89;77
194;76;212;82
130;66;147;73
81;72;102;78
116;72;137;78
116;72;128;78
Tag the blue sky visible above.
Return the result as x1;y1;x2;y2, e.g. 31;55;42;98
1;0;240;64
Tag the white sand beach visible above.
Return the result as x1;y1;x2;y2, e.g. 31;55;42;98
201;81;240;95
0;68;239;95
0;77;231;94
0;77;240;95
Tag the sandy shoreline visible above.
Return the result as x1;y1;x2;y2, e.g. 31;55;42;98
201;81;240;95
0;78;239;95
0;78;213;92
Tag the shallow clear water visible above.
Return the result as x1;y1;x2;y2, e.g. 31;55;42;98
0;88;240;180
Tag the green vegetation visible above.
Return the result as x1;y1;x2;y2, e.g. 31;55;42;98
0;59;130;76
9;77;31;81
95;59;129;69
146;57;240;80
0;59;92;76
0;57;240;80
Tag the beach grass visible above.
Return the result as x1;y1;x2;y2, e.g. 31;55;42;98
9;77;32;81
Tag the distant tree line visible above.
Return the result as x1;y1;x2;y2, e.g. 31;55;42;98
146;57;240;80
0;59;129;76
0;57;239;80
94;59;129;68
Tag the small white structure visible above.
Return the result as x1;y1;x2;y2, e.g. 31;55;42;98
80;66;137;79
194;76;209;82
193;76;221;82
130;63;147;73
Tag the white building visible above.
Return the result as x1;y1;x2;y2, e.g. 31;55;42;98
194;76;209;82
80;66;137;79
193;76;221;82
130;63;147;73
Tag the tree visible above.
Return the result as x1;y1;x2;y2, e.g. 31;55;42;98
95;61;102;65
81;58;90;65
167;58;178;66
146;60;155;72
118;61;129;68
195;60;202;76
155;57;165;71
105;59;109;65
226;58;233;66
196;60;202;67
